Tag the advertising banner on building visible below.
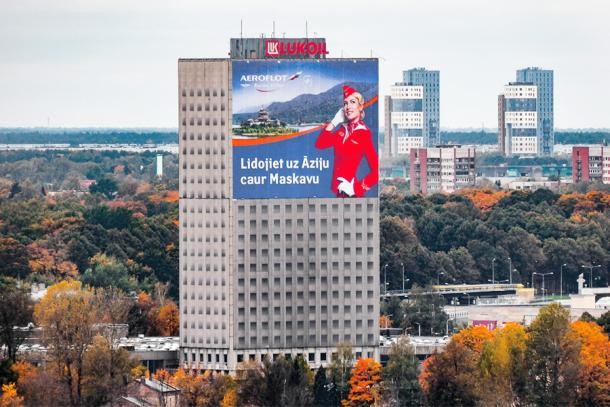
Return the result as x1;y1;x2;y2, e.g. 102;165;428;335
232;59;378;199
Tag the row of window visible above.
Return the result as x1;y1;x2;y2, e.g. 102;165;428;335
183;177;226;185
181;132;227;141
181;88;225;97
182;117;226;126
237;202;374;215
237;318;374;331
181;103;226;112
237;290;374;302
182;147;226;155
238;217;374;229
237;275;373;286
236;303;374;318
236;333;376;347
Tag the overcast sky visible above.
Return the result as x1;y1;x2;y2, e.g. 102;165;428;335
1;0;608;129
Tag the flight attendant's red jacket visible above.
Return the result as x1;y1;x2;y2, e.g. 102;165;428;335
315;120;378;197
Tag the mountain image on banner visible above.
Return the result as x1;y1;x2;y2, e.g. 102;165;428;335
232;81;376;126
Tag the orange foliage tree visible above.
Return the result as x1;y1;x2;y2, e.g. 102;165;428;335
342;358;382;407
156;301;179;336
379;314;393;329
459;188;509;212
567;320;610;405
451;325;494;353
0;383;23;407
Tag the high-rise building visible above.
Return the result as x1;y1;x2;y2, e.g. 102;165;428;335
410;145;476;194
498;68;553;156
572;146;610;184
386;68;440;156
178;37;380;372
517;68;554;156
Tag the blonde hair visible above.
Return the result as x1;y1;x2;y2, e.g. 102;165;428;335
350;92;366;120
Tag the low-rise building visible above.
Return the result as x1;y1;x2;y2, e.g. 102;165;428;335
572;145;610;184
410;145;476;194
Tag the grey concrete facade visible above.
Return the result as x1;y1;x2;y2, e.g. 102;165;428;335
178;58;380;372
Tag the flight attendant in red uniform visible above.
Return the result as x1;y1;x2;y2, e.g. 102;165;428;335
315;85;378;197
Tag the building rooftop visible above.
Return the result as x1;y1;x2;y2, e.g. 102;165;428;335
118;336;180;352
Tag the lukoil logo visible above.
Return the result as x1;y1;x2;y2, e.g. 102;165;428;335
265;40;329;57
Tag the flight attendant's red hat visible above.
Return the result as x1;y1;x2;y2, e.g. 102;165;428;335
343;85;358;99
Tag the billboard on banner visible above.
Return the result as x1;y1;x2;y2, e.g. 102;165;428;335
232;59;378;199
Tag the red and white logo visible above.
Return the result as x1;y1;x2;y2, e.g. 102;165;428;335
265;40;329;57
266;40;279;56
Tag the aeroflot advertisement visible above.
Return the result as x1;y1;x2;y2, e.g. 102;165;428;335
232;59;378;199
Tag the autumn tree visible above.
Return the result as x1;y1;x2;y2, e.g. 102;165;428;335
419;326;493;406
566;320;610;406
419;341;481;407
479;322;528;405
0;282;32;362
236;360;266;406
451;325;494;353
34;280;98;406
82;335;137;406
525;303;580;406
0;383;23;407
10;361;61;407
381;337;422;406
156;301;179;336
342;358;381;407
379;314;393;329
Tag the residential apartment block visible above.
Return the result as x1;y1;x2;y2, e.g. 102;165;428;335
410;145;476;194
386;68;440;156
572;145;610;184
498;68;554;156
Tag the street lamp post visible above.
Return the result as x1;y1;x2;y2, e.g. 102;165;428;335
491;258;496;285
560;263;567;297
437;271;444;285
581;264;601;288
415;322;421;337
383;264;388;295
401;262;405;292
508;257;512;285
533;272;553;301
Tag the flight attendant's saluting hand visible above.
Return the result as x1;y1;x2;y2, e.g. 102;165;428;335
315;85;378;197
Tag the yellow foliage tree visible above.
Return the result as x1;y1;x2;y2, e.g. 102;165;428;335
480;322;528;405
34;280;97;407
342;358;382;407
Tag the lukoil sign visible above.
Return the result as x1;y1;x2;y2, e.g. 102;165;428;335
265;40;329;57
